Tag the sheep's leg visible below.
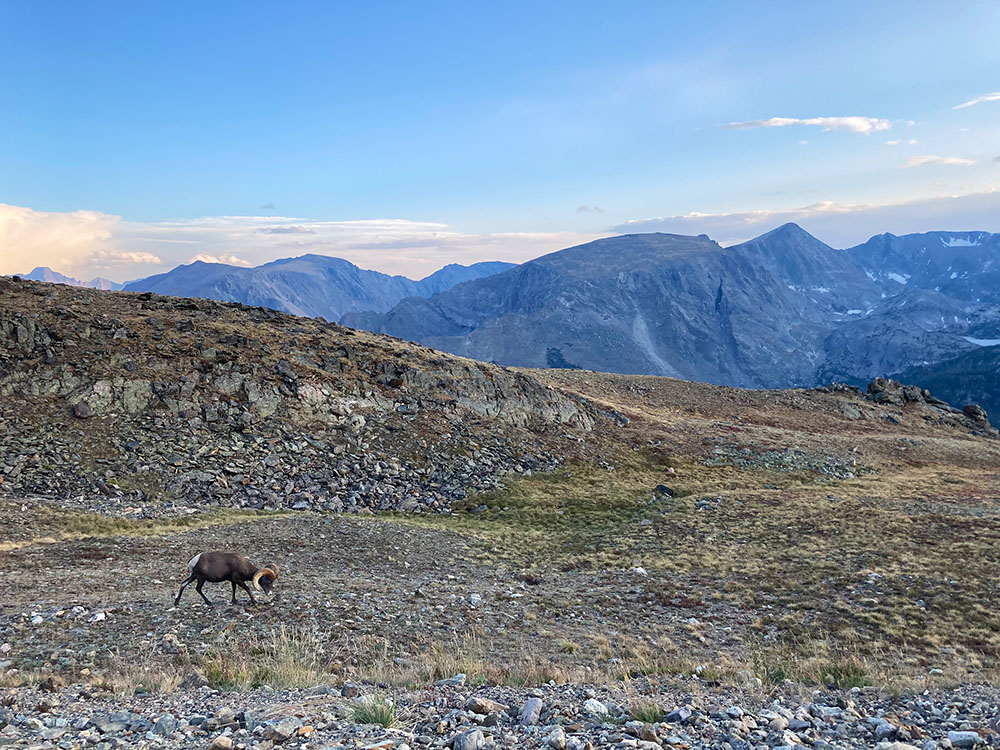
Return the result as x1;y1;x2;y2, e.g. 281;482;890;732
237;580;257;606
174;574;195;605
230;581;239;605
195;578;213;606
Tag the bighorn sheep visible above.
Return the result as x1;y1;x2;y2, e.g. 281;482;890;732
174;552;279;606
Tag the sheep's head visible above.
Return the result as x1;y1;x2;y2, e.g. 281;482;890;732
252;564;279;594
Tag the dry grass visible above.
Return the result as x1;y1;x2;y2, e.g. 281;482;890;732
200;626;336;690
399;448;1000;685
0;502;289;552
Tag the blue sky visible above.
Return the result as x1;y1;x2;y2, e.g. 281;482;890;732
1;0;998;280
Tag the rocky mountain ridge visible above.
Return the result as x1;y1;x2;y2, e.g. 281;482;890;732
348;224;1000;400
119;255;515;321
0;276;602;513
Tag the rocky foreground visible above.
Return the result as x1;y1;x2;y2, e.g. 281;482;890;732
4;677;1000;750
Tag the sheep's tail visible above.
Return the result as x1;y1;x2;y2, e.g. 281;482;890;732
187;552;203;570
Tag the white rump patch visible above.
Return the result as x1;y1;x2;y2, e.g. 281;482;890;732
188;552;203;569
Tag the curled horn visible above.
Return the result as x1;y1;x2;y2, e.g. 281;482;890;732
252;565;278;591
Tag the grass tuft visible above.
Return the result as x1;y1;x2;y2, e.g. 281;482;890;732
351;694;397;727
629;700;666;723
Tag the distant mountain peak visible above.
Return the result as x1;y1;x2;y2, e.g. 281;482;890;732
19;267;124;291
755;222;825;244
123;254;515;320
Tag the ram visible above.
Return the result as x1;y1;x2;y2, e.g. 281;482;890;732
174;551;279;606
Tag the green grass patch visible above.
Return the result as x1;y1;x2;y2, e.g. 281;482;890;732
351;694;398;728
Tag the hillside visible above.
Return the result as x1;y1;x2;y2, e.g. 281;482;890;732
121;255;514;321
3;278;1000;747
0;276;599;513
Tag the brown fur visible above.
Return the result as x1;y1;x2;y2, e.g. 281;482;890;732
174;551;277;606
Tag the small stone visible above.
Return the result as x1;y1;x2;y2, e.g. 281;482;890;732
520;697;544;726
341;682;361;698
435;673;466;687
769;716;790;732
947;731;982;749
452;728;485;750
73;402;94;419
548;725;567;749
209;737;233;750
465;697;509;715
264;717;302;742
583;698;607;716
665;706;692;724
875;722;898;740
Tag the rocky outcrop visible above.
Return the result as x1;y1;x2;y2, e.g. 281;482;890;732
863;377;995;435
0;278;602;512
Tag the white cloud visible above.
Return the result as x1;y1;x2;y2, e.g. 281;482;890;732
953;92;1000;109
1;204;606;282
114;215;605;279
615;189;1000;248
0;203;122;278
725;116;892;134
189;253;254;267
902;155;977;168
90;249;162;267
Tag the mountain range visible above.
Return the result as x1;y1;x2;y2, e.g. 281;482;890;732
346;224;1000;410
120;255;515;321
21;267;125;291
18;224;1000;413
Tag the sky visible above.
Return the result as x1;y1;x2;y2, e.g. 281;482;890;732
1;0;999;282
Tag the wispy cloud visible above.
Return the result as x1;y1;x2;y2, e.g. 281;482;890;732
190;253;253;267
725;116;891;134
256;225;316;234
615;189;1000;248
902;155;977;168
953;92;1000;110
576;205;604;213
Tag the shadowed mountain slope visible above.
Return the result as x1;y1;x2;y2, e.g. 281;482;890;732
123;255;514;321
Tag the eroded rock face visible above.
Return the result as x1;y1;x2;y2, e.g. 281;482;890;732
0;278;605;512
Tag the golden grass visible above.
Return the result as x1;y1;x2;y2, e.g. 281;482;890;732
0;505;290;552
396;451;1000;684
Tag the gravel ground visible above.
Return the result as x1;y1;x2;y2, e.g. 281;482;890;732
4;677;1000;749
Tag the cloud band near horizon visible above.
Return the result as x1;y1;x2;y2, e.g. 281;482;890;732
3;189;1000;284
